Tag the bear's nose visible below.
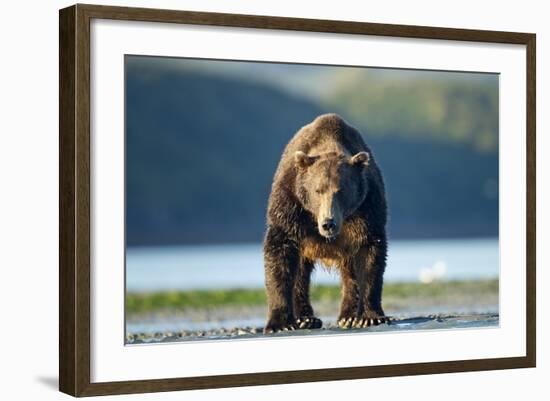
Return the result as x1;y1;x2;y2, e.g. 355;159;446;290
321;218;336;232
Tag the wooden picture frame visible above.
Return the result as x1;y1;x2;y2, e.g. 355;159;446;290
59;3;536;397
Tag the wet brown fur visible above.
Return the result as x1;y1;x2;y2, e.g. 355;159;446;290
263;114;388;333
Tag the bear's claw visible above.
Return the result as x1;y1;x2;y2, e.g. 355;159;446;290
296;316;323;329
352;316;390;328
338;315;391;329
263;323;296;334
337;317;355;329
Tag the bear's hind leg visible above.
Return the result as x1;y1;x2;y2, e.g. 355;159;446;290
293;259;322;329
337;258;361;329
352;243;389;328
263;226;299;333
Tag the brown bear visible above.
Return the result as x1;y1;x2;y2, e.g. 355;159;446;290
263;113;388;333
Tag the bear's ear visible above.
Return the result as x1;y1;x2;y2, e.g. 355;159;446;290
294;151;317;169
350;151;370;167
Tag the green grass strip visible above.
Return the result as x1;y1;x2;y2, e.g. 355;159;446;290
126;279;498;314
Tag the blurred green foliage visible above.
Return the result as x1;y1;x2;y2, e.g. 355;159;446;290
323;70;498;152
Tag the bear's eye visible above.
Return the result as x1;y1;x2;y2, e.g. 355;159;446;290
315;189;322;194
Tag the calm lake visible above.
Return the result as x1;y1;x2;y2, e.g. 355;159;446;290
126;238;498;292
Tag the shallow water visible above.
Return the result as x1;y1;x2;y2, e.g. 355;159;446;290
126;238;499;291
126;314;499;344
126;304;497;334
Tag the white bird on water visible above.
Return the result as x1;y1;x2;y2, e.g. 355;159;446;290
418;260;447;283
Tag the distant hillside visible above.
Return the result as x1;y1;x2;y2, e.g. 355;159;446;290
233;67;499;154
126;60;498;246
127;58;499;153
322;70;499;152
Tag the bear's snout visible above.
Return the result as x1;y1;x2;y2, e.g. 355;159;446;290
316;193;343;239
319;217;340;239
321;218;336;232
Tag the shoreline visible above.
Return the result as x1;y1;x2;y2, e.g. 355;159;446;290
126;313;499;344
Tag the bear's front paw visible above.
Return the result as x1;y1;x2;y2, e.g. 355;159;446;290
264;314;297;334
351;312;390;328
296;316;323;329
338;312;390;329
264;322;296;334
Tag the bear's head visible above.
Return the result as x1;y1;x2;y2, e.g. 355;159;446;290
294;150;370;240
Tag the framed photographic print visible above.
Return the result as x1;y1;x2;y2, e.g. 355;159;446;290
59;4;536;397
